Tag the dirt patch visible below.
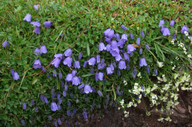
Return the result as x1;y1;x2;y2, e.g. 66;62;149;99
60;91;192;127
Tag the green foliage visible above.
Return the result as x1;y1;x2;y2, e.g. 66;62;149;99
0;0;191;126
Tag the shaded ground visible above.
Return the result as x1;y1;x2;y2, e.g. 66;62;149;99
60;91;192;127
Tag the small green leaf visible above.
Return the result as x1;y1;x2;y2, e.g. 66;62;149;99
87;43;90;56
32;78;38;85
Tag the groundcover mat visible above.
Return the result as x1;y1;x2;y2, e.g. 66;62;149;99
0;0;192;126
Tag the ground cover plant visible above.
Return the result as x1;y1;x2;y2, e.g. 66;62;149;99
0;0;192;126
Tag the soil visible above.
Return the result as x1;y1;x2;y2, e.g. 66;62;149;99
60;91;192;127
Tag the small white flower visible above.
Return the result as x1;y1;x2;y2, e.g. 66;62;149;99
157;61;164;68
184;31;189;36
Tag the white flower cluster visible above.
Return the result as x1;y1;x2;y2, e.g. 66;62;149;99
129;83;144;96
119;71;191;119
178;42;188;55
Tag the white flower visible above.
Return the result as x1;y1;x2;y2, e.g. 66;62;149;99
184;31;189;36
157;61;164;68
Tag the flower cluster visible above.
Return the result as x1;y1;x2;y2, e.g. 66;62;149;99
2;9;191;126
23;6;52;34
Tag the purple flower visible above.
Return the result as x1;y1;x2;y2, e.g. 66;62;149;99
83;111;88;120
181;25;189;33
111;40;118;49
154;68;158;76
84;84;92;94
65;73;73;82
137;37;140;45
78;52;83;60
72;76;81;86
114;33;120;40
67;110;71;116
63;90;67;97
123;52;129;61
23;102;27;110
139;57;147;67
54;121;58;127
58;118;62;125
40;95;44;101
161;27;170;36
73;61;80;69
30;21;41;27
121;34;128;41
141;30;145;38
35;106;38;112
110;48;120;57
173;34;176;39
117;70;121;76
33;59;42;69
99;42;106;51
147;66;150;74
34;4;40;10
110;64;115;71
98;72;104;81
127;44;136;54
52;69;57;77
59;71;62;79
23;14;31;22
104;28;114;38
96;55;100;63
21;120;25;126
51;58;61;68
106;44;111;52
97;90;103;96
34;48;40;55
132;68;137;78
106;66;113;75
170;20;175;27
2;40;9;48
31;99;35;105
64;48;72;57
83;61;87;68
51;102;58;111
115;54;122;61
63;85;67;92
145;44;150;50
130;33;134;39
95;73;98;81
139;48;143;54
54;53;63;58
72;70;77;76
33;27;40;34
105;37;111;43
118;39;126;48
159;20;164;27
44;96;48;104
40;45;47;54
121;25;127;30
118;60;126;70
57;94;61;100
44;21;52;28
48;116;52;120
89;68;94;74
98;63;106;70
78;84;85;89
88;57;96;66
63;57;72;67
11;69;20;80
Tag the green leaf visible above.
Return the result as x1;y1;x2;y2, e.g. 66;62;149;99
32;78;38;85
154;43;165;61
87;43;90;56
82;73;95;77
